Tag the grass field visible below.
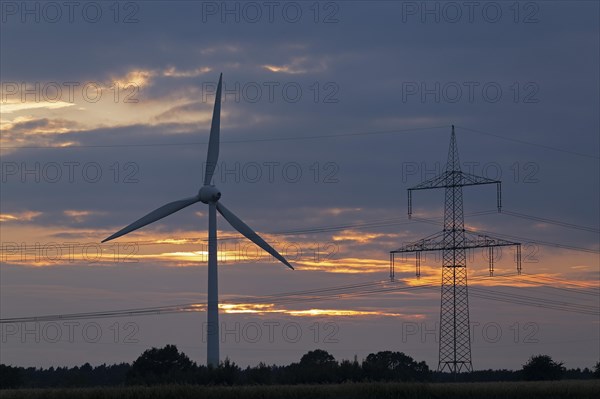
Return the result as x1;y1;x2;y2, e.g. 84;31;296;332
1;380;598;399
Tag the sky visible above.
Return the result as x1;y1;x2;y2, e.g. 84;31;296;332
0;0;598;371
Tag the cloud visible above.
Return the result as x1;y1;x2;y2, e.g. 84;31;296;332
296;257;389;274
63;210;105;223
332;230;398;244
152;101;213;123
320;208;363;216
263;56;328;75
0;101;75;114
1;117;80;136
109;69;156;89
0;211;42;223
163;66;212;78
185;302;426;318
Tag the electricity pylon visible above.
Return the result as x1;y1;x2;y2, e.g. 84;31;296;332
390;126;521;373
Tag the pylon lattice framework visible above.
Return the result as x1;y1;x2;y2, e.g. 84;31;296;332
390;126;521;373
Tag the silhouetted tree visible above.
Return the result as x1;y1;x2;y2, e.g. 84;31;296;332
126;344;196;385
292;349;338;383
339;356;362;382
300;349;336;367
0;365;23;389
362;351;430;381
5;347;597;388
244;362;272;384
522;354;565;381
211;357;241;385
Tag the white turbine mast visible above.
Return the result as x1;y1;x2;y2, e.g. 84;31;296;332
101;73;294;367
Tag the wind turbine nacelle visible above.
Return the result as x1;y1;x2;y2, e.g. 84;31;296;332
199;186;222;203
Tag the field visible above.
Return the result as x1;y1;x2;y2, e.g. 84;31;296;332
1;380;598;399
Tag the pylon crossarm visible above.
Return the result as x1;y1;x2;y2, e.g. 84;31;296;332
408;172;501;217
409;171;453;190
462;230;520;248
459;171;500;186
391;230;519;253
390;231;446;253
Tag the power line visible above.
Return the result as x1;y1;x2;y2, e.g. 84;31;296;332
518;273;600;291
501;210;600;234
503;276;600;298
468;293;599;316
0;279;425;323
2;273;597;324
3;125;598;160
2;208;595;256
411;216;599;255
0;210;509;253
456;126;599;160
0;126;447;150
468;286;598;313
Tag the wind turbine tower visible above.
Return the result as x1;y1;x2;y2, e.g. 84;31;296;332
102;74;293;367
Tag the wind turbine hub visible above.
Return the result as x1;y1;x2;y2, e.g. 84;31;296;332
199;185;221;203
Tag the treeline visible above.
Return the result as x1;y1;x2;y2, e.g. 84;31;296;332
1;346;598;389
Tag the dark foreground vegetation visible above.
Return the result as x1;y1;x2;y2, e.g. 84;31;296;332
0;380;599;399
1;345;598;398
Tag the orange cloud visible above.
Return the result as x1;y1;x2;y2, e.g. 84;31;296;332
263;56;328;75
63;210;101;222
184;303;426;318
332;230;397;244
0;211;42;222
296;257;389;274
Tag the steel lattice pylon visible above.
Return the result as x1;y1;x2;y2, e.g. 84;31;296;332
391;126;521;374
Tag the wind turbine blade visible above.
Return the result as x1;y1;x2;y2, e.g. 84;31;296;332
204;73;222;186
216;202;294;270
102;197;199;243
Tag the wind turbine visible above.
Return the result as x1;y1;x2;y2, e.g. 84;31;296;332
101;73;293;367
